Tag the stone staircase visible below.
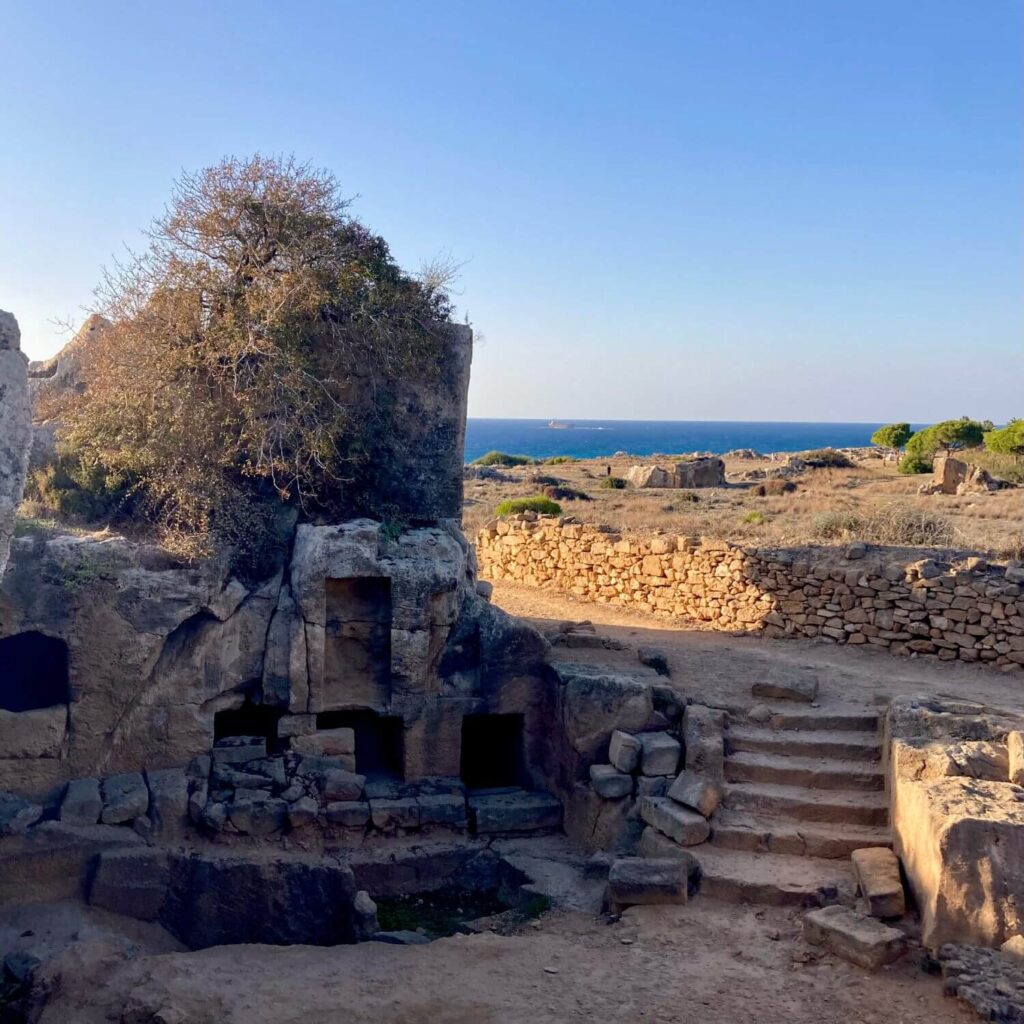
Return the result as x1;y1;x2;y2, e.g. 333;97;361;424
690;704;890;907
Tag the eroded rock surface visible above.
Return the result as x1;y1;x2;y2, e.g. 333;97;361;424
0;310;30;578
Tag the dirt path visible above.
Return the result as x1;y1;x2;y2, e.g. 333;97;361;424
491;579;1024;715
36;902;960;1024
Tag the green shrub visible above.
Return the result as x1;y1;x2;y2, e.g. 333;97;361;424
545;455;576;464
24;451;134;523
743;510;765;525
985;420;1024;457
495;496;562;516
898;453;932;475
802;449;854;469
871;423;912;452
474;451;534;467
600;476;627;489
812;511;864;540
905;418;986;462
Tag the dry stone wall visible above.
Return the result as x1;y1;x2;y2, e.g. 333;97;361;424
477;515;1024;671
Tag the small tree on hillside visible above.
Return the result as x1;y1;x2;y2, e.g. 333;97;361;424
899;417;985;475
985;420;1024;457
870;423;911;461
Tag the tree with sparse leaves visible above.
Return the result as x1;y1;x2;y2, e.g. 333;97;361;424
870;422;911;460
54;155;456;571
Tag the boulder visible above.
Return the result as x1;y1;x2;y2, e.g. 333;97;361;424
637;647;670;676
322;769;366;802
803;905;906;970
626;465;672;488
672;458;725;488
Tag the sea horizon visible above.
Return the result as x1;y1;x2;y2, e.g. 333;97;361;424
464;418;925;463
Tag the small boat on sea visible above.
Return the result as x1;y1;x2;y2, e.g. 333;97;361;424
547;419;574;429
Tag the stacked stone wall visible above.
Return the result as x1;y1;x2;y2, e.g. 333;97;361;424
476;516;1024;670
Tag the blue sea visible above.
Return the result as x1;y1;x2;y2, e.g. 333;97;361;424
464;419;910;463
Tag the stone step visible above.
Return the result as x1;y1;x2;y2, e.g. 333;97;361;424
726;725;881;762
724;781;889;827
689;845;856;907
724;751;885;791
468;790;562;835
763;708;880;733
709;809;892;859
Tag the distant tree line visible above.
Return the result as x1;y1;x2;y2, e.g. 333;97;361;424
870;417;1023;475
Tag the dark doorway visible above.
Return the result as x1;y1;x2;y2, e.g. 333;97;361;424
460;714;525;790
214;700;283;748
317;710;404;778
0;632;70;711
324;577;392;708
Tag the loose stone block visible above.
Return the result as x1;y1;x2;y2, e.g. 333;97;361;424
287;796;319;829
667;770;721;819
60;778;102;826
145;768;189;840
637;826;700;872
607;857;689;908
803;905;906;970
609;730;641;773
100;772;148;825
851;847;905;919
468;791;563;834
639;796;710;847
751;678;818;703
590;764;633;799
638;732;681;777
211;736;267;765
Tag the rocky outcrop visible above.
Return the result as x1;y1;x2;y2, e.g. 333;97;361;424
626;458;725;489
0;310;31;577
887;696;1024;948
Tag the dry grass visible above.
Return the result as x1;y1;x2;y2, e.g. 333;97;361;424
462;453;1024;558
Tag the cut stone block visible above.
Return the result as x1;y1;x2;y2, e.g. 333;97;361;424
636;776;668;799
60;778;102;826
609;730;641;773
608;857;689;909
100;772;148;825
851;847;905;919
638;732;681;777
639;795;710;847
228;794;287;836
211;736;267;765
590;764;634;800
89;848;169;921
326;800;370;828
637;826;700;873
667;770;721;819
468;791;563;834
321;769;366;802
291;728;355;758
803;905;906;970
370;797;420;831
287;796;319;829
751;678;818;703
417;794;468;828
145;768;189;840
683;705;725;781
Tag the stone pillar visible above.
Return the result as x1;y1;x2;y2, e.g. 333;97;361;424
0;310;31;577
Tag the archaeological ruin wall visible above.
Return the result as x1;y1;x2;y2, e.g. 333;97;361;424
477;516;1024;671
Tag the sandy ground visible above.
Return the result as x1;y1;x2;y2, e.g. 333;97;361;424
491;578;1024;716
33;901;963;1024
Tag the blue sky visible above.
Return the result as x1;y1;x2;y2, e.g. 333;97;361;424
2;0;1021;421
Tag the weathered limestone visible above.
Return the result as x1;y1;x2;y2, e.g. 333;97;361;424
682;705;725;782
59;778;102;826
626;458;724;489
889;697;1024;948
607;857;691;909
0;310;30;578
590;764;633;799
667;770;721;819
477;518;1024;670
803;905;906;969
638;732;680;777
608;730;642;773
851;847;905;919
100;772;148;825
638;796;710;847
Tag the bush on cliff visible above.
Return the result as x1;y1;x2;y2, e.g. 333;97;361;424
51;155;455;566
495;496;562;516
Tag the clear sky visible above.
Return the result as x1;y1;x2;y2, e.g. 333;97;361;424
2;1;1021;422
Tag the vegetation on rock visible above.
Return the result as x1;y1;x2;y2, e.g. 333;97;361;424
36;155;456;570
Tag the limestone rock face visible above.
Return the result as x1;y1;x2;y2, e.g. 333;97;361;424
0;310;31;578
888;697;1024;948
